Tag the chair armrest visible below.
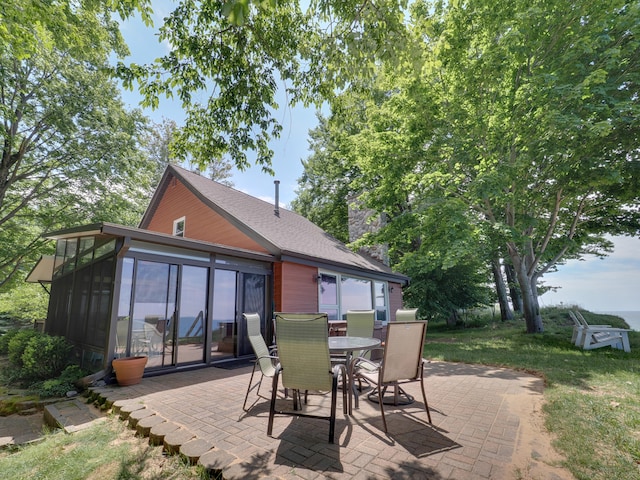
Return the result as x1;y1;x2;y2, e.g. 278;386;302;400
587;327;630;332
256;354;279;364
350;355;381;373
332;362;347;377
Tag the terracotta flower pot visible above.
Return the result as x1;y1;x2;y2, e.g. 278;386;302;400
112;356;148;386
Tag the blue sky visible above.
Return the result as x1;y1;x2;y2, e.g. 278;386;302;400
117;4;640;313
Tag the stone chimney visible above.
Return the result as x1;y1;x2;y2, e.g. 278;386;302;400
347;195;389;266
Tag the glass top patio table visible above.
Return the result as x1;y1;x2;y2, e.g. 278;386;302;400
328;336;381;414
328;336;381;353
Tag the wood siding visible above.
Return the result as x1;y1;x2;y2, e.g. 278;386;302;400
274;262;318;312
389;282;404;321
146;177;269;253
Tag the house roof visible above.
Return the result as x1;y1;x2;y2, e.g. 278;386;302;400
44;222;275;263
140;165;408;284
25;255;55;283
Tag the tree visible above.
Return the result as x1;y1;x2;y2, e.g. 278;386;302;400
1;0;156;289
291;115;361;243
294;86;495;317
117;0;412;173
141;118;233;186
344;0;640;332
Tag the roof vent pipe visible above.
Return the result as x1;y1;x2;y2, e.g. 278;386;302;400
274;180;280;217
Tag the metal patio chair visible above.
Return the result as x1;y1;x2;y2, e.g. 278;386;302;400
395;308;419;321
351;321;432;433
243;313;279;411
268;312;347;443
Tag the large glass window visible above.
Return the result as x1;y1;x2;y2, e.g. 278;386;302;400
374;281;388;322
319;272;388;322
212;269;237;357
131;260;178;368
177;265;208;365
341;277;373;313
319;274;339;319
116;258;134;357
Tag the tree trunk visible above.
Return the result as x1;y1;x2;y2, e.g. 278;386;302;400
508;251;544;333
491;258;514;321
504;262;523;313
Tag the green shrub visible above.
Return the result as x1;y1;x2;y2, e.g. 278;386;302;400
21;334;72;381
31;365;87;398
0;327;22;354
7;329;40;368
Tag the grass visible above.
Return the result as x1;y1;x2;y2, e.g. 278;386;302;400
425;306;640;480
0;413;209;480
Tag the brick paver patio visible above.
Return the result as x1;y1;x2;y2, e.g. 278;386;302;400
91;360;569;479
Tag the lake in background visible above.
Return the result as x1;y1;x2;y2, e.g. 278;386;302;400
597;311;640;331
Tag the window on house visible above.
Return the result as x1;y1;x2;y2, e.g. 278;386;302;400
319;272;389;322
173;217;185;237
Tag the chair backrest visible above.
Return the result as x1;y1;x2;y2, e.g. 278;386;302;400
346;310;375;337
568;311;582;327
381;321;428;383
395;308;418;322
274;312;333;391
574;311;590;327
244;313;274;375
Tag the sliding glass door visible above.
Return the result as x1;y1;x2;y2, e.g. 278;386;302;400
176;265;208;365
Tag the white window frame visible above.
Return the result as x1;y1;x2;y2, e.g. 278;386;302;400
173;216;185;237
318;270;389;323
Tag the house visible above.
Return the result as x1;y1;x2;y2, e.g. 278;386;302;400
30;165;408;375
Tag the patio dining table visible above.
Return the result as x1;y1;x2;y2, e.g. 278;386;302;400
328;335;381;414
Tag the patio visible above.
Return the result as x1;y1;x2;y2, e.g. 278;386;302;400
90;360;572;479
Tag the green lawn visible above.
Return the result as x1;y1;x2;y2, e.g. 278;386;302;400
0;413;208;480
425;307;640;480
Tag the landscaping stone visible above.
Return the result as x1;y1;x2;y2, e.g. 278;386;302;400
127;407;153;428
163;428;196;455
135;414;165;437
180;438;214;464
148;421;180;446
117;401;145;420
43;399;106;434
198;449;237;473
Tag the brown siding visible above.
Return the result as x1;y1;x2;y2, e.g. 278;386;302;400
145;177;269;253
273;262;283;311
275;262;318;312
389;282;404;321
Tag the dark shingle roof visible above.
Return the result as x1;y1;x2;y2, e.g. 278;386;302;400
149;165;406;282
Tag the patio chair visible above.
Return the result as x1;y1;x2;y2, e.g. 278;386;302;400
346;309;376;338
351;321;432;433
268;312;347;443
243;313;279;411
343;310;376;387
574;310;631;352
395;308;419;322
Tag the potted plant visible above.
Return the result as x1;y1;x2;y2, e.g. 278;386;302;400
112;356;147;386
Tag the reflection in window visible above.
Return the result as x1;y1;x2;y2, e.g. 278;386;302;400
320;274;337;304
374;281;388;322
177;265;207;365
173;217;185;237
212;269;236;356
341;276;373;314
115;258;134;357
319;272;389;322
131;261;178;367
